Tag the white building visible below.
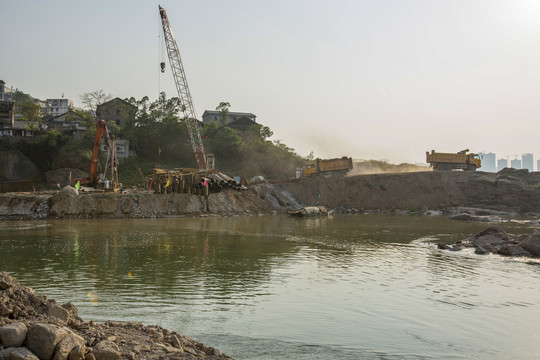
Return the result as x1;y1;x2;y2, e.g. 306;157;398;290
46;98;73;116
497;158;508;172
479;152;496;172
522;153;534;172
510;159;521;169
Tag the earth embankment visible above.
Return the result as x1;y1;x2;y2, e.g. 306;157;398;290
1;169;539;220
278;168;540;213
0;183;301;220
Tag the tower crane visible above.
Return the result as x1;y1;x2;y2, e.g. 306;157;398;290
159;5;209;170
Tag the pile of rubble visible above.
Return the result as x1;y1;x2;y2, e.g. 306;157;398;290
0;272;232;360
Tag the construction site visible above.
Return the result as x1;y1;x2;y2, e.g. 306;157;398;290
1;6;540;223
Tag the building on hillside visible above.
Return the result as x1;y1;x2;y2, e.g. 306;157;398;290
0;80;15;134
522;153;534;172
0;80;5;101
497;158;508;172
201;110;257;131
46;98;73;117
46;110;88;139
510;158;521;169
46;98;73;116
0;101;15;135
96;98;137;128
479;152;496;172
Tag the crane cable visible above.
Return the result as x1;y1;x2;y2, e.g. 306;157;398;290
157;14;162;97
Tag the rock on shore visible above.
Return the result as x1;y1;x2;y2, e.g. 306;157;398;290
0;272;232;359
438;226;540;257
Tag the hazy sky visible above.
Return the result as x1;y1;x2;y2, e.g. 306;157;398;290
2;0;540;166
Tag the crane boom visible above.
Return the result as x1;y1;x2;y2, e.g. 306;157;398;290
159;5;208;170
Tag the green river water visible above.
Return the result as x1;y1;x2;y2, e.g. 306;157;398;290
1;215;539;359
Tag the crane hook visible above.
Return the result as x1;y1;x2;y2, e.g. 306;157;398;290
160;62;166;73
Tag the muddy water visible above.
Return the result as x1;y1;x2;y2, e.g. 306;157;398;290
1;215;540;360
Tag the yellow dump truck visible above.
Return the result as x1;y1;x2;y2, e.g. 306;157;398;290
426;149;481;171
302;157;353;177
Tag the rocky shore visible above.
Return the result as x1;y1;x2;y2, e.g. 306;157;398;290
438;226;540;257
0;183;301;220
0;272;231;360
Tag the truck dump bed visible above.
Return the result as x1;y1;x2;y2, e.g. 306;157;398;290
318;157;353;172
426;152;468;164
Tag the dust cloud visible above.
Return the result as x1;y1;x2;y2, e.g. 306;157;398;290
348;159;431;176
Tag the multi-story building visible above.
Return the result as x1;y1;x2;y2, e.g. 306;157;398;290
96;97;137;128
46;110;88;140
522;153;534;172
0;80;15;136
0;80;5;101
497;158;508;172
46;98;73;117
537;159;540;172
202;110;257;131
479;152;496;172
510;159;522;169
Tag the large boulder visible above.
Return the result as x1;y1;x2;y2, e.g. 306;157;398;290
52;331;86;360
60;186;79;197
92;340;121;360
519;231;540;256
26;323;69;360
0;322;28;347
498;244;532;257
0;150;42;181
46;303;70;324
10;347;40;360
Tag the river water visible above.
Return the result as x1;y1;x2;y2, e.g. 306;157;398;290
1;215;540;359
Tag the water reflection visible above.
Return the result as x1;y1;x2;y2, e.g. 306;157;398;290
1;215;540;360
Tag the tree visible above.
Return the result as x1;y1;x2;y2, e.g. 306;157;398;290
80;90;113;115
19;101;44;131
202;121;244;168
215;101;230;126
149;92;182;123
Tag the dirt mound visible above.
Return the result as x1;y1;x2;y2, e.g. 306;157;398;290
280;169;540;213
0;272;232;359
0;150;42;181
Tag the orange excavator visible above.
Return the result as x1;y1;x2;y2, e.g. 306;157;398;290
74;120;110;186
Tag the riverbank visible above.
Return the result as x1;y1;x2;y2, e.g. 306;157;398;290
0;272;232;359
1;168;539;220
0;183;302;220
279;168;540;215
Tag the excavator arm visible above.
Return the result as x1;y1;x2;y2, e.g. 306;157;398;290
88;120;109;184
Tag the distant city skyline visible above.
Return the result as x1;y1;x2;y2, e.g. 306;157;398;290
481;151;537;172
